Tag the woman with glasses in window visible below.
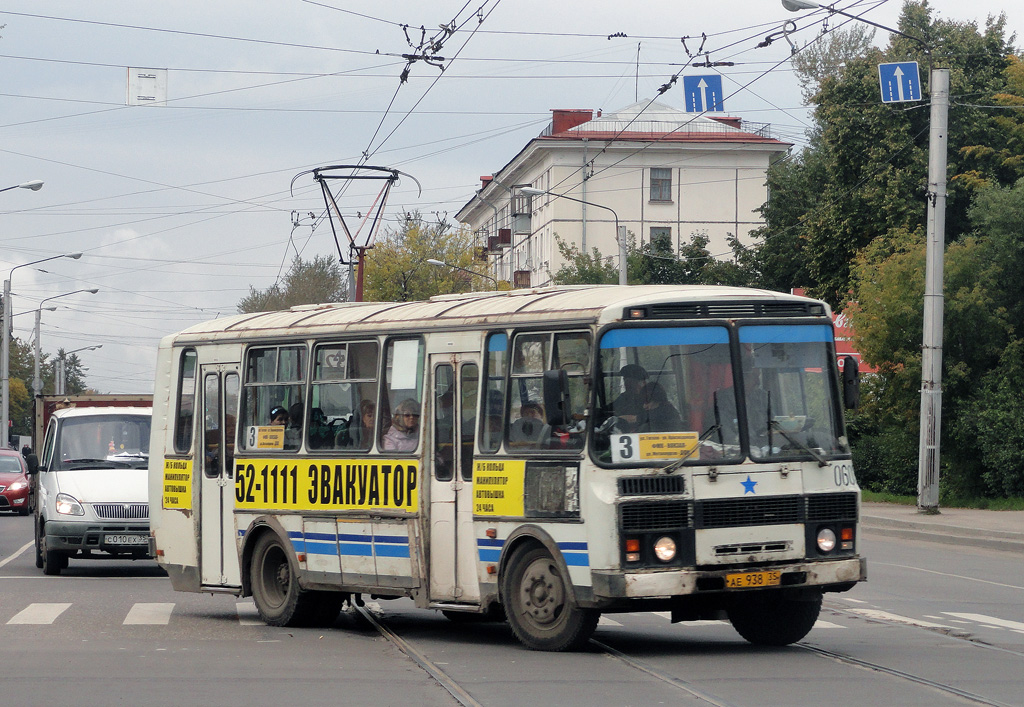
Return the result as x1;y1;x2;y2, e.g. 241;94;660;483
382;399;420;452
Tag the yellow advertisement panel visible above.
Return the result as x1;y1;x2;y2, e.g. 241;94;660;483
163;459;193;510
234;458;418;512
636;432;699;460
473;459;525;516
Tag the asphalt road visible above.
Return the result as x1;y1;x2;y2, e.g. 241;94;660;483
1;511;1021;707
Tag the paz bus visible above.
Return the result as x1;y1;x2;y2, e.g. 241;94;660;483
148;285;865;651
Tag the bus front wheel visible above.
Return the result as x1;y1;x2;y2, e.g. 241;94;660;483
501;544;598;651
727;590;822;646
250;532;342;627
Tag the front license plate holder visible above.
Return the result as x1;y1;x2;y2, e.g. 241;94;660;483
105;534;148;546
725;570;781;589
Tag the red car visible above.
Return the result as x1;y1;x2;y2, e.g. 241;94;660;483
0;449;30;515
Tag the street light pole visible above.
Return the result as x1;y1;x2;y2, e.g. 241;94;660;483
783;1;948;512
32;289;99;397
56;345;102;396
0;180;44;195
520;187;627;286
425;259;499;290
2;252;82;448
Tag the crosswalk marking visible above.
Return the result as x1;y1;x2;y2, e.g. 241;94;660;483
943;612;1024;632
848;608;951;629
7;602;72;625
650;613;844;629
124;603;175;625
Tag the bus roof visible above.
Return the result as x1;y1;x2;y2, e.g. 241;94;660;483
163;285;827;345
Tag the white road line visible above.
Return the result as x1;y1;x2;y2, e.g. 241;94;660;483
652;612;844;629
847;608;952;629
872;561;1024;591
598;616;622;627
124;603;175;625
7;602;72;625
943;612;1024;632
0;541;34;569
813;620;846;629
235;600;263;626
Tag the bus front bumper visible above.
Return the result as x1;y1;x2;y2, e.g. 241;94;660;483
591;556;866;599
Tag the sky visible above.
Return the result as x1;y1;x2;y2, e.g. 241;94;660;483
1;0;1021;394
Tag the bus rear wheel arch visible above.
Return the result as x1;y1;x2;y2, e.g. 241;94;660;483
501;543;598;651
249;531;343;628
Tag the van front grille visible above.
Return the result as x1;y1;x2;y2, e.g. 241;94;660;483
93;503;149;520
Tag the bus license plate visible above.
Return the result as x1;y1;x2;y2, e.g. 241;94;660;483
105;534;147;546
725;570;781;589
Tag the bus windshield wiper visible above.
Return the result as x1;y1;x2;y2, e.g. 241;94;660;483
768;421;828;467
661;423;722;475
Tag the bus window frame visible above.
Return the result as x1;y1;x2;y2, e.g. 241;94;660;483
307;338;380;453
379;335;426;455
173;348;198;454
239;342;309;454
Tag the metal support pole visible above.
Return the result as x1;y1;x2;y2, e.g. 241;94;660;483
618;225;628;286
1;278;10;448
33;308;42;398
917;68;949;512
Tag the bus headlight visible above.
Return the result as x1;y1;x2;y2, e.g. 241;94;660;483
653;536;677;562
816;528;837;553
56;493;85;516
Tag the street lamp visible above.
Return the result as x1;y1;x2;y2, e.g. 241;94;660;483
426;259;498;290
519;187;627;286
55;345;102;396
33;289;100;397
783;1;947;513
1;252;83;448
0;180;44;195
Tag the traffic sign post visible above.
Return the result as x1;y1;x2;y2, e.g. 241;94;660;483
682;75;724;112
878;61;922;103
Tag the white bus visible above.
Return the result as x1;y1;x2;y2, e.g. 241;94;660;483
149;285;865;651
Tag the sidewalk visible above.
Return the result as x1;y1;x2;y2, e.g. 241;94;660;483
861;501;1024;553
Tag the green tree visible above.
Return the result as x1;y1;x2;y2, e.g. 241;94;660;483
791;24;876;102
238;254;347;313
362;212;483;302
549;235;619;285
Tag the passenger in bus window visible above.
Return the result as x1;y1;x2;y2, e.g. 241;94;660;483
338;400;375;450
382;399;420;452
636;382;683;432
612;364;648;430
269;406;288;426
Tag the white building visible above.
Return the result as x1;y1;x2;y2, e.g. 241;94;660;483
456;101;791;287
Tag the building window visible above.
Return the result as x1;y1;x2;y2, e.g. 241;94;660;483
650;226;672;243
650;168;672;202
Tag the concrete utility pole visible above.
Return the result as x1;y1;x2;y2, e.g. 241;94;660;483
783;1;949;513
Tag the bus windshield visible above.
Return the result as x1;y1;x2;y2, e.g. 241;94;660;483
738;324;849;463
593;324;848;466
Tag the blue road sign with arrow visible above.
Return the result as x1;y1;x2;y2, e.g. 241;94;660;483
683;75;724;112
878;62;922;103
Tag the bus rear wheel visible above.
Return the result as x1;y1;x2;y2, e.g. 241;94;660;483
501;545;598;651
250;532;342;627
727;590;822;646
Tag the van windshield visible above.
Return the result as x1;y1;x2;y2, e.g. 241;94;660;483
55;415;152;470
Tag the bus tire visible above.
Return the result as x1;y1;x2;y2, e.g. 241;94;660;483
726;590;822;646
501;544;598;651
250;532;340;627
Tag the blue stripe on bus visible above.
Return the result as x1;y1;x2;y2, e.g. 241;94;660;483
739;324;832;344
339;533;372;543
562;552;590;567
339;543;374;557
375;544;411;558
304;541;338;556
478;548;502;562
557;541;588;551
477;538;504;547
373;534;408;545
600;327;729;349
303;532;338;542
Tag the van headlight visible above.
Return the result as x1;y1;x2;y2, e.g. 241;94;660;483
816;528;837;553
56;493;85;516
653;536;677;562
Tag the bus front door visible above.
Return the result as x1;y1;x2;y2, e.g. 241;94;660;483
428;356;480;604
199;365;241;588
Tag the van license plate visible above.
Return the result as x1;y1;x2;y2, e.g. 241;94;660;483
105;534;147;546
725;570;781;589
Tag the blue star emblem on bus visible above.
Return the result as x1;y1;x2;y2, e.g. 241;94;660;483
741;475;757;494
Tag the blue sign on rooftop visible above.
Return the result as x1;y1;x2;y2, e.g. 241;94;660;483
683;75;724;112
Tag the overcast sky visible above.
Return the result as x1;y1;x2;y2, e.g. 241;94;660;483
1;0;1019;394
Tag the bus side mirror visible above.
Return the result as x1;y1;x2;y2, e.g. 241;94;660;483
842;356;860;409
26;453;39;475
542;369;571;426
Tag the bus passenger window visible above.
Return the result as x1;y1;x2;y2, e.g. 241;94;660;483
309;341;379;451
380;338;424;453
433;365;455;481
241;345;307;452
480;333;507;453
174;349;197;454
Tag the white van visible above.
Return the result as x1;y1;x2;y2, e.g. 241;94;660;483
30;406;153;575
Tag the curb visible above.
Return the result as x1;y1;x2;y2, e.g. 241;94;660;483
861;515;1024;554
